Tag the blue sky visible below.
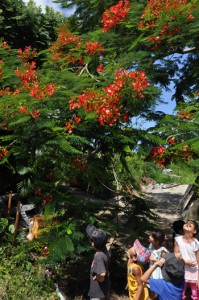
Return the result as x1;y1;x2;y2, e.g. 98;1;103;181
158;89;176;114
23;0;72;15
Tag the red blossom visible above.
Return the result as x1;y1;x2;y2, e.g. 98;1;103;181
43;194;53;203
19;106;27;114
45;83;56;96
48;25;83;65
17;46;37;62
69;69;150;126
168;137;175;144
140;0;194;47
177;109;190;119
97;63;105;73
15;61;38;91
74;116;81;123
102;0;131;32
149;145;166;158
0;87;19;100
30;109;40;118
41;246;49;255
85;41;104;56
155;158;166;168
70;157;87;170
29;83;56;100
175;145;193;162
64;121;74;133
122;114;129;122
1;41;11;50
29;85;45;100
35;188;42;195
0;148;8;160
187;13;194;20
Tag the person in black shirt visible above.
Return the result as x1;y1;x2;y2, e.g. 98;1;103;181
86;224;111;300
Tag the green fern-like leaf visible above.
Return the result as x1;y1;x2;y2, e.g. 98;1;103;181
59;140;82;154
9;115;31;126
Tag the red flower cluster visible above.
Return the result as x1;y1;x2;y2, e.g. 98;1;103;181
35;188;42;195
49;25;106;67
70;89;121;126
58;25;82;46
1;41;11;50
63;115;81;133
175;145;193;162
43;194;53;203
115;69;151;98
70;157;87;170
177;109;190;119
0;87;20;97
149;145;166;158
15;60;56;100
168;137;175;144
149;145;166;168
15;61;38;91
41;246;49;256
49;25;83;65
64;121;74;134
30;109;40;119
85;41;104;56
140;0;188;24
19;106;27;114
102;0;131;32
30;83;56;100
154;158;166;168
69;69;150;126
139;0;195;50
35;189;53;204
0;147;8;160
17;46;37;63
97;63;105;74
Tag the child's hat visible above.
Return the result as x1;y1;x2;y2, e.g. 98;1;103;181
86;224;107;248
133;239;150;264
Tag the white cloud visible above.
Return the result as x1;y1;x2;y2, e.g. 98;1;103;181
23;0;72;15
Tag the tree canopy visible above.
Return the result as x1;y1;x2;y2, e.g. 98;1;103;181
0;0;66;50
0;0;198;265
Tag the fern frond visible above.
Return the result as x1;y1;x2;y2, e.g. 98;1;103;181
9;116;31;126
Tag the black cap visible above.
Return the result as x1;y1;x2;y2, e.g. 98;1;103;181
86;224;107;248
161;253;184;285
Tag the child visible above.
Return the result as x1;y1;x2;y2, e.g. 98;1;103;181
127;239;150;300
86;224;111;300
172;219;185;247
148;229;169;279
148;229;169;300
174;219;199;300
141;253;185;300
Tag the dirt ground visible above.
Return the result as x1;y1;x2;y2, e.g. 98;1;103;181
143;183;189;231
